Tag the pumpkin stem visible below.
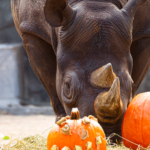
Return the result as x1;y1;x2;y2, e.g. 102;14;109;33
71;108;80;120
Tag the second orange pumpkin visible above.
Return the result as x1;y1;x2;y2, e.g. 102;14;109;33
122;92;150;149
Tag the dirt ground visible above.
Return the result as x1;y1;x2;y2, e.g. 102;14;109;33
0;115;55;148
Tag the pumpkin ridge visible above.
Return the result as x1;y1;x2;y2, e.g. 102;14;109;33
135;94;144;148
124;94;142;149
141;94;150;147
89;121;96;144
124;93;142;144
126;98;136;148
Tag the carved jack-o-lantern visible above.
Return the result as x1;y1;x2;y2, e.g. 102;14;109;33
47;108;106;150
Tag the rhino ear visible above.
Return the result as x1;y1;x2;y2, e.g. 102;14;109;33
44;0;75;27
122;0;147;17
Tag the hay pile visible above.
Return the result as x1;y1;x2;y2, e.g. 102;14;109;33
1;134;131;150
2;135;47;150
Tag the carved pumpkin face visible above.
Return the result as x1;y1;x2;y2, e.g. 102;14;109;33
47;108;106;150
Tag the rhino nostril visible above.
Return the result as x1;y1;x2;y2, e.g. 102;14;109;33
66;82;70;89
61;73;82;107
63;78;72;99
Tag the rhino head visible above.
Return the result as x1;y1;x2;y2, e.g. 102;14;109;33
44;0;147;136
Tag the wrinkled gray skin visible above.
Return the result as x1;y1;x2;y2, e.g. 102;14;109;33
11;0;150;138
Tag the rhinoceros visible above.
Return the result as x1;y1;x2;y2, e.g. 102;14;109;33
11;0;150;138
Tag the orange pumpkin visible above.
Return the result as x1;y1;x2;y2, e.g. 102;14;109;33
122;92;150;149
47;108;106;150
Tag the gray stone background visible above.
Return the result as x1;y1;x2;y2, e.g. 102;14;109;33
0;0;49;107
0;0;149;108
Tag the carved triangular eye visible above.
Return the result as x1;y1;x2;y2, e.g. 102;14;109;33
90;63;116;88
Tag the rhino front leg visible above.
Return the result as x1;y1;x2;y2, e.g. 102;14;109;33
22;34;66;122
131;37;150;97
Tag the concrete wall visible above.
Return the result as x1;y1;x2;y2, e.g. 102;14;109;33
137;70;150;94
0;0;21;43
0;0;49;106
22;51;50;106
0;44;23;107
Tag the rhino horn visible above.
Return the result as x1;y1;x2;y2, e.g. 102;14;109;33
90;63;116;88
94;77;123;124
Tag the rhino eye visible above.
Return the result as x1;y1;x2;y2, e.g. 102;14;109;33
63;77;72;99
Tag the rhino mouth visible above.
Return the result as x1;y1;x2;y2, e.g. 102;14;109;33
99;118;123;141
97;113;122;122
